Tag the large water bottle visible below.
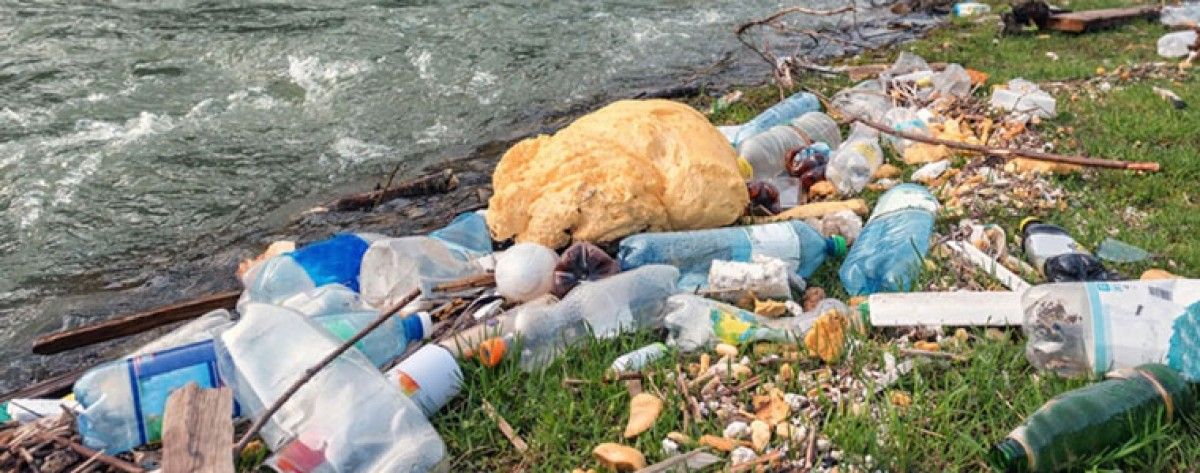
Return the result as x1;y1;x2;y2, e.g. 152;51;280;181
730;92;821;146
240;233;382;308
511;265;679;370
359;211;493;308
216;303;446;473
618;221;846;290
75;340;226;453
1022;279;1200;379
825;123;884;196
311;310;433;368
839;184;938;295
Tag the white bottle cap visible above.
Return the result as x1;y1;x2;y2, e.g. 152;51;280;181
387;345;462;417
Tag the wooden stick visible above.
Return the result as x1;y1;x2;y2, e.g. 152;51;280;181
316;169;458;212
900;348;968;362
481;400;528;454
854;117;1160;172
32;291;241;355
1;366;93;402
734;5;856;35
231;288;421;454
431;273;495;294
38;432;145;473
731;450;785;472
740;199;868;225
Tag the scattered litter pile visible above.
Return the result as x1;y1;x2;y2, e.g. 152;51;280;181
4;6;1199;473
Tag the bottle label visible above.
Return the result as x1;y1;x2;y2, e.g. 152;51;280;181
1086;281;1187;376
1026;232;1085;273
867;185;938;223
126;340;222;445
743;224;801;269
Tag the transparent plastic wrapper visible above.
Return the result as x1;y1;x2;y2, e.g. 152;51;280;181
910;160;951;183
4;398;81;423
839;184;938;295
1161;3;1200;28
280;284;369;317
730;91;821;146
217;303;445;473
804;209;864;245
618;221;846;290
511;265;679;370
831;80;892;122
553;242;619;298
130;308;233;356
707;255;794;300
990;78;1056;119
311;310;432;368
991;363;1195;473
1021;279;1200;379
825;123;884;195
881;107;929;154
240;233;382;308
495;243;558;302
360;212;493;308
791;111;842;149
1157;30;1198;58
662;294;827;351
739;125;810;179
932;64;972;98
878;52;932;87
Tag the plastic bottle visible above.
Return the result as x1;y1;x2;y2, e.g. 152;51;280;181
880;107;929;154
495;243;558;302
1021;279;1200;379
839;184;939;295
730;91;821;146
75;340;226;453
1021;218;1116;282
739;126;811;179
831;80;892;122
311;310;433;368
792;112;842;149
1158;30;1198;58
279;284;369;317
359;211;493;309
385;345;463;418
240;233;381;308
952;2;992;16
707;255;795;300
216;303;446;473
661;294;818;351
786;142;832;193
990;363;1195;472
618;221;847;290
825;123;884;196
609;343;669;373
510;265;680;370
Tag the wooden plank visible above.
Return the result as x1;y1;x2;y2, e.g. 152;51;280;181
32;290;240;355
162;383;234;473
1048;6;1159;33
0;366;92;402
868;291;1023;327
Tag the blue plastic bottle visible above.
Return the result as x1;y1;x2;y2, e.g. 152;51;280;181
241;233;381;306
731;92;822;147
839;183;939;295
312;311;433;368
618;221;846;290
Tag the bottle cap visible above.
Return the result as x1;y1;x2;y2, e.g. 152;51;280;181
400;312;434;341
1018;216;1043;234
388;345;462;417
989;437;1032;472
477;337;508;368
826;235;848;258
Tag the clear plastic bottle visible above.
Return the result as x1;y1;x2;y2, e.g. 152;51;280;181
825;123;884;196
661;294;827;351
730;92;821;146
279;284;369;318
240;233;382;308
385;345;463;418
792;111;842;149
738;125;811;179
1021;218;1116;282
359;211;493;308
609;343;669;373
511;265;679;370
880;107;929;154
311;310;433;368
1021;279;1200;378
618;222;846;291
839;184;938;295
216;303;446;473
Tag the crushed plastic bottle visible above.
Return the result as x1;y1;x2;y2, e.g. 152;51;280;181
708;255;795;300
730;91;821;146
831;80;892;122
739;126;811;179
662;294;830;351
932;64;973;98
991;78;1056;119
1158;30;1198;58
217;303;446;473
1021;218;1117;282
510;265;679;370
495;243;558;302
825;123;884;195
1022;279;1200;379
618;221;847;290
881;107;930;154
1095;237;1151;263
359;211;493;308
990;363;1195;473
240;233;382;308
839;184;938;295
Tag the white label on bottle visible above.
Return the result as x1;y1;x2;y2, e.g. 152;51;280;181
867;186;939;223
1025;233;1085;272
1087;281;1187;376
745;223;801;269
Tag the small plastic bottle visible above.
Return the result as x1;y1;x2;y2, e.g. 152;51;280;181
1021;218;1116;282
661;294;818;351
825;123;884;196
359;211;493;308
385;345;463;417
311;310;433;368
240;233;381;307
731;92;822;146
990;363;1195;472
839;184;938;295
618;221;846;291
738;126;811;179
609;343;669;373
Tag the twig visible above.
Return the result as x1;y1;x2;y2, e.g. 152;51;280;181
481;400;529;454
232;288;422;454
431;273;496;293
735;5;856;35
68;451;104;473
673;366;691;434
853;117;1161;171
731;450;785;472
38;432;144;473
900;348;968;362
804;423;820;468
314;169;458;212
374;161;404;208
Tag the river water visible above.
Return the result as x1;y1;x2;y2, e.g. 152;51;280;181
0;0;932;391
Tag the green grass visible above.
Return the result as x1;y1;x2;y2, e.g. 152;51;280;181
434;1;1200;470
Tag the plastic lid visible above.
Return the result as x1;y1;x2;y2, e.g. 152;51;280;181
826;235;848;258
1018;216;1043;233
400;312;434;341
389;345;463;417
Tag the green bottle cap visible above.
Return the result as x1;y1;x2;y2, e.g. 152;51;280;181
827;235;848;258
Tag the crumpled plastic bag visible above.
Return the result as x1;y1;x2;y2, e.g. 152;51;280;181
486;99;749;248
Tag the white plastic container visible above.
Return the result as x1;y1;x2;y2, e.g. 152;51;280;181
1158;30;1198;58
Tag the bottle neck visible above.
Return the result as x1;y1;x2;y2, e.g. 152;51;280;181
990;438;1030;472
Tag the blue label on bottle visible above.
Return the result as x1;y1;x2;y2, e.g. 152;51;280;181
290;233;370;292
126;340;222;445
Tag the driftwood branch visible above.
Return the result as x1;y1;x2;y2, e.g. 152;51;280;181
38;432;145;473
314;169;459;213
1;366;92;402
853;117;1161;172
734;4;857;74
32;291;241;355
231;288;422;454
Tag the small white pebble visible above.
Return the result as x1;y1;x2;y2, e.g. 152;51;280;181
817;438;832;452
661;438;679;456
864;455;875;468
723;421;750;439
831;450;844;461
731;446;758;465
739;356;751;366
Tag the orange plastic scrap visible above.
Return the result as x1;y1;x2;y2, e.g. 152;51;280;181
965;68;990;86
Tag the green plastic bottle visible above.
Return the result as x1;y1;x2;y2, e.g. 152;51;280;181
989;363;1196;472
